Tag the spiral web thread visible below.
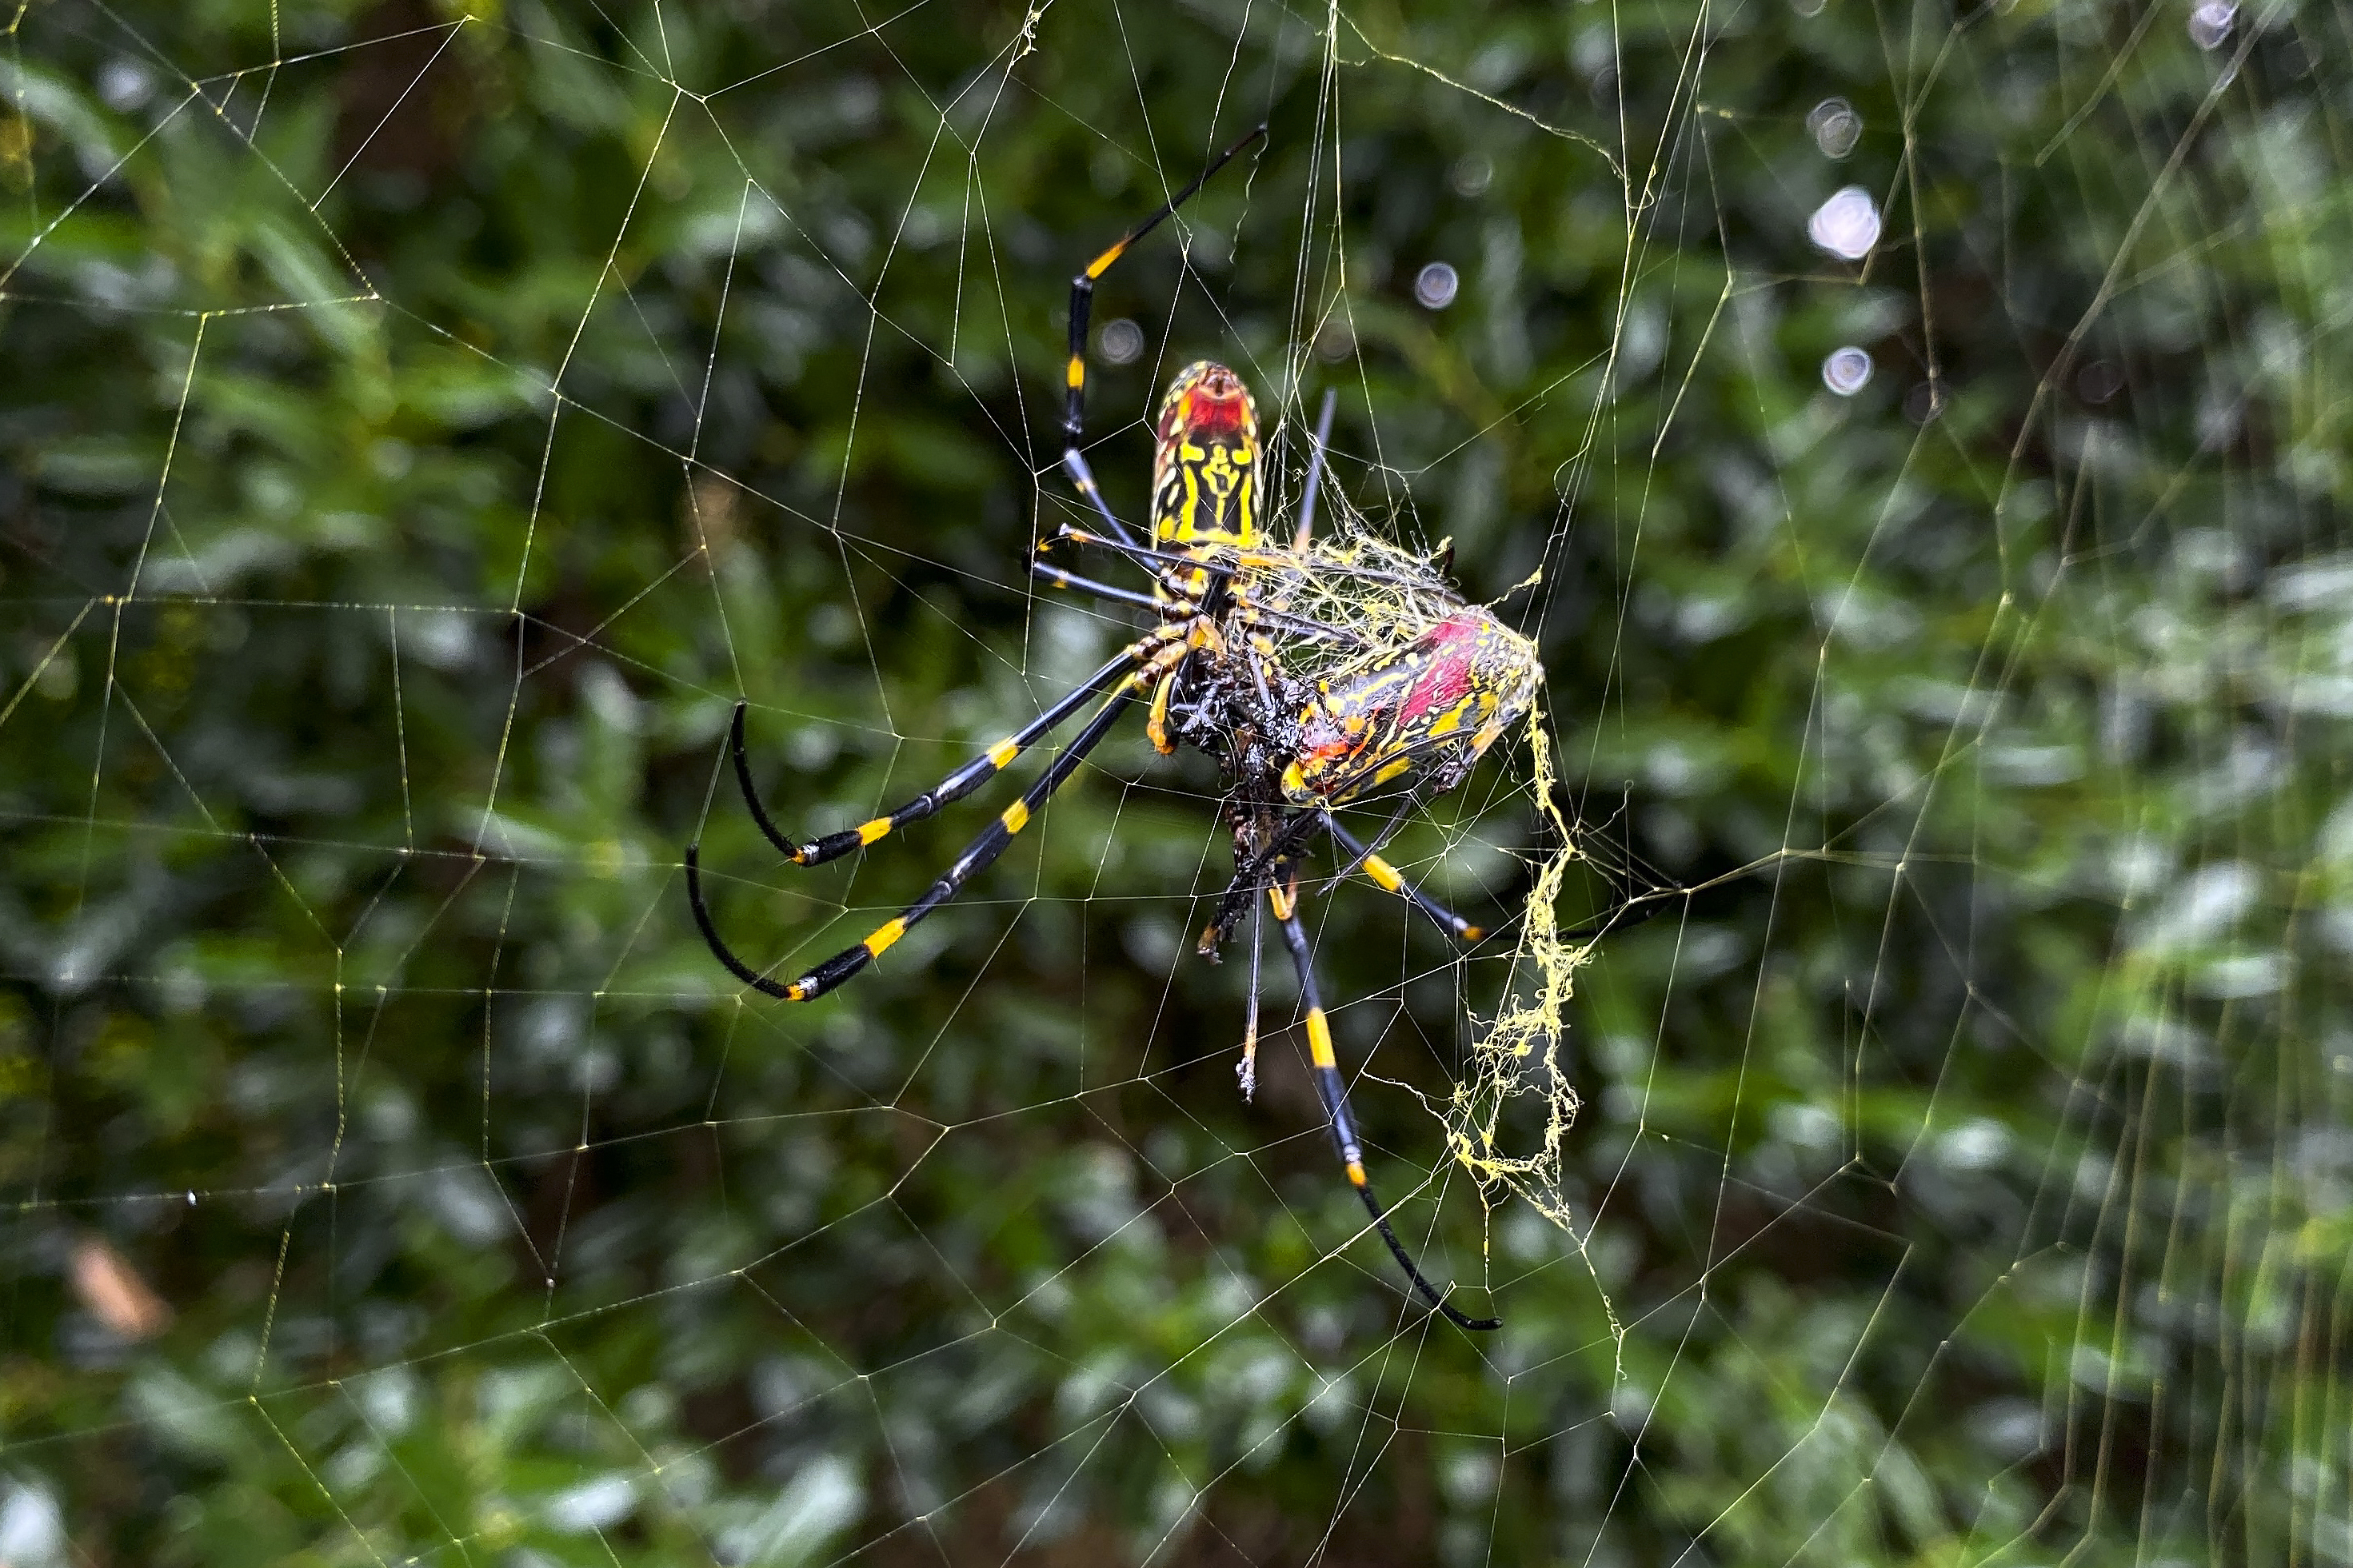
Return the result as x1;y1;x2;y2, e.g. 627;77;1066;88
0;0;2343;1563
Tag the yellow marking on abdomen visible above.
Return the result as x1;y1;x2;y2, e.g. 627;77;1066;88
1361;853;1405;894
1305;1006;1337;1068
865;918;908;957
1372;756;1413;787
1001;800;1030;833
987;737;1019;768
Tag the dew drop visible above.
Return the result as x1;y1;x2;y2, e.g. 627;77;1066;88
1822;346;1873;396
1413;261;1460;309
2188;0;2235;49
1808;186;1880;261
1807;98;1863;158
98;60;154;113
1099;317;1145;366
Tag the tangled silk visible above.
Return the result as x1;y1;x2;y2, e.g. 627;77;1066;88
1256;528;1590;1234
1449;716;1588;1231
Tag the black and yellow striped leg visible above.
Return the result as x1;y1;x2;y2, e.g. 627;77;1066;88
1292;387;1337;550
1271;884;1502;1331
727;644;1149;868
688;681;1141;1003
1060;122;1268;471
1322;815;1486;942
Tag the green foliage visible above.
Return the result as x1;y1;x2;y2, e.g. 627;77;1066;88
3;0;2348;1562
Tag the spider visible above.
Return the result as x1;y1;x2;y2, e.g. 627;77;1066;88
686;126;1546;1331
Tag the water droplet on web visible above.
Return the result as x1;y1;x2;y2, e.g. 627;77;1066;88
2188;0;2235;49
1099;317;1144;366
1808;186;1880;261
1822;346;1873;395
1807;98;1863;158
98;60;154;113
1450;153;1493;197
1414;261;1460;309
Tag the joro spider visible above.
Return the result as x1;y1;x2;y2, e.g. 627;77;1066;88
686;126;1544;1331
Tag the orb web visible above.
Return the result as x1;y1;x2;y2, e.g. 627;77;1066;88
0;1;2343;1564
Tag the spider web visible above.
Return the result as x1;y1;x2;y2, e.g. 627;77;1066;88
2;0;2345;1562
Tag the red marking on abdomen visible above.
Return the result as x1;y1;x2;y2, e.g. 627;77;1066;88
1165;388;1251;441
1398;616;1482;723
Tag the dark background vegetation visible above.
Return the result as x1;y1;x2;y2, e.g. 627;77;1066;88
3;0;2347;1562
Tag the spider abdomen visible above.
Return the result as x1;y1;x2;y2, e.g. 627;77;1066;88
1152;361;1260;549
1280;608;1542;805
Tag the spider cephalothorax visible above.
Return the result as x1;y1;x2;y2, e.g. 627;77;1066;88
685;126;1546;1332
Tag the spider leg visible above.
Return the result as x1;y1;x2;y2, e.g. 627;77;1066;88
1292;387;1337;551
1239;900;1263;1101
1056;449;1143;552
1328;809;1680;946
1060;124;1269;550
1322;813;1486;943
1227;592;1372;651
1269;880;1501;1331
1199;808;1327;955
1036;493;1217;606
1146;662;1188;754
1047;529;1436;592
688;672;1149;1003
1048;531;1366;649
728;636;1166;868
1032;561;1173;618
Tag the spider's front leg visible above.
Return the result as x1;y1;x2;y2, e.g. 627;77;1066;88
1055;122;1266;553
